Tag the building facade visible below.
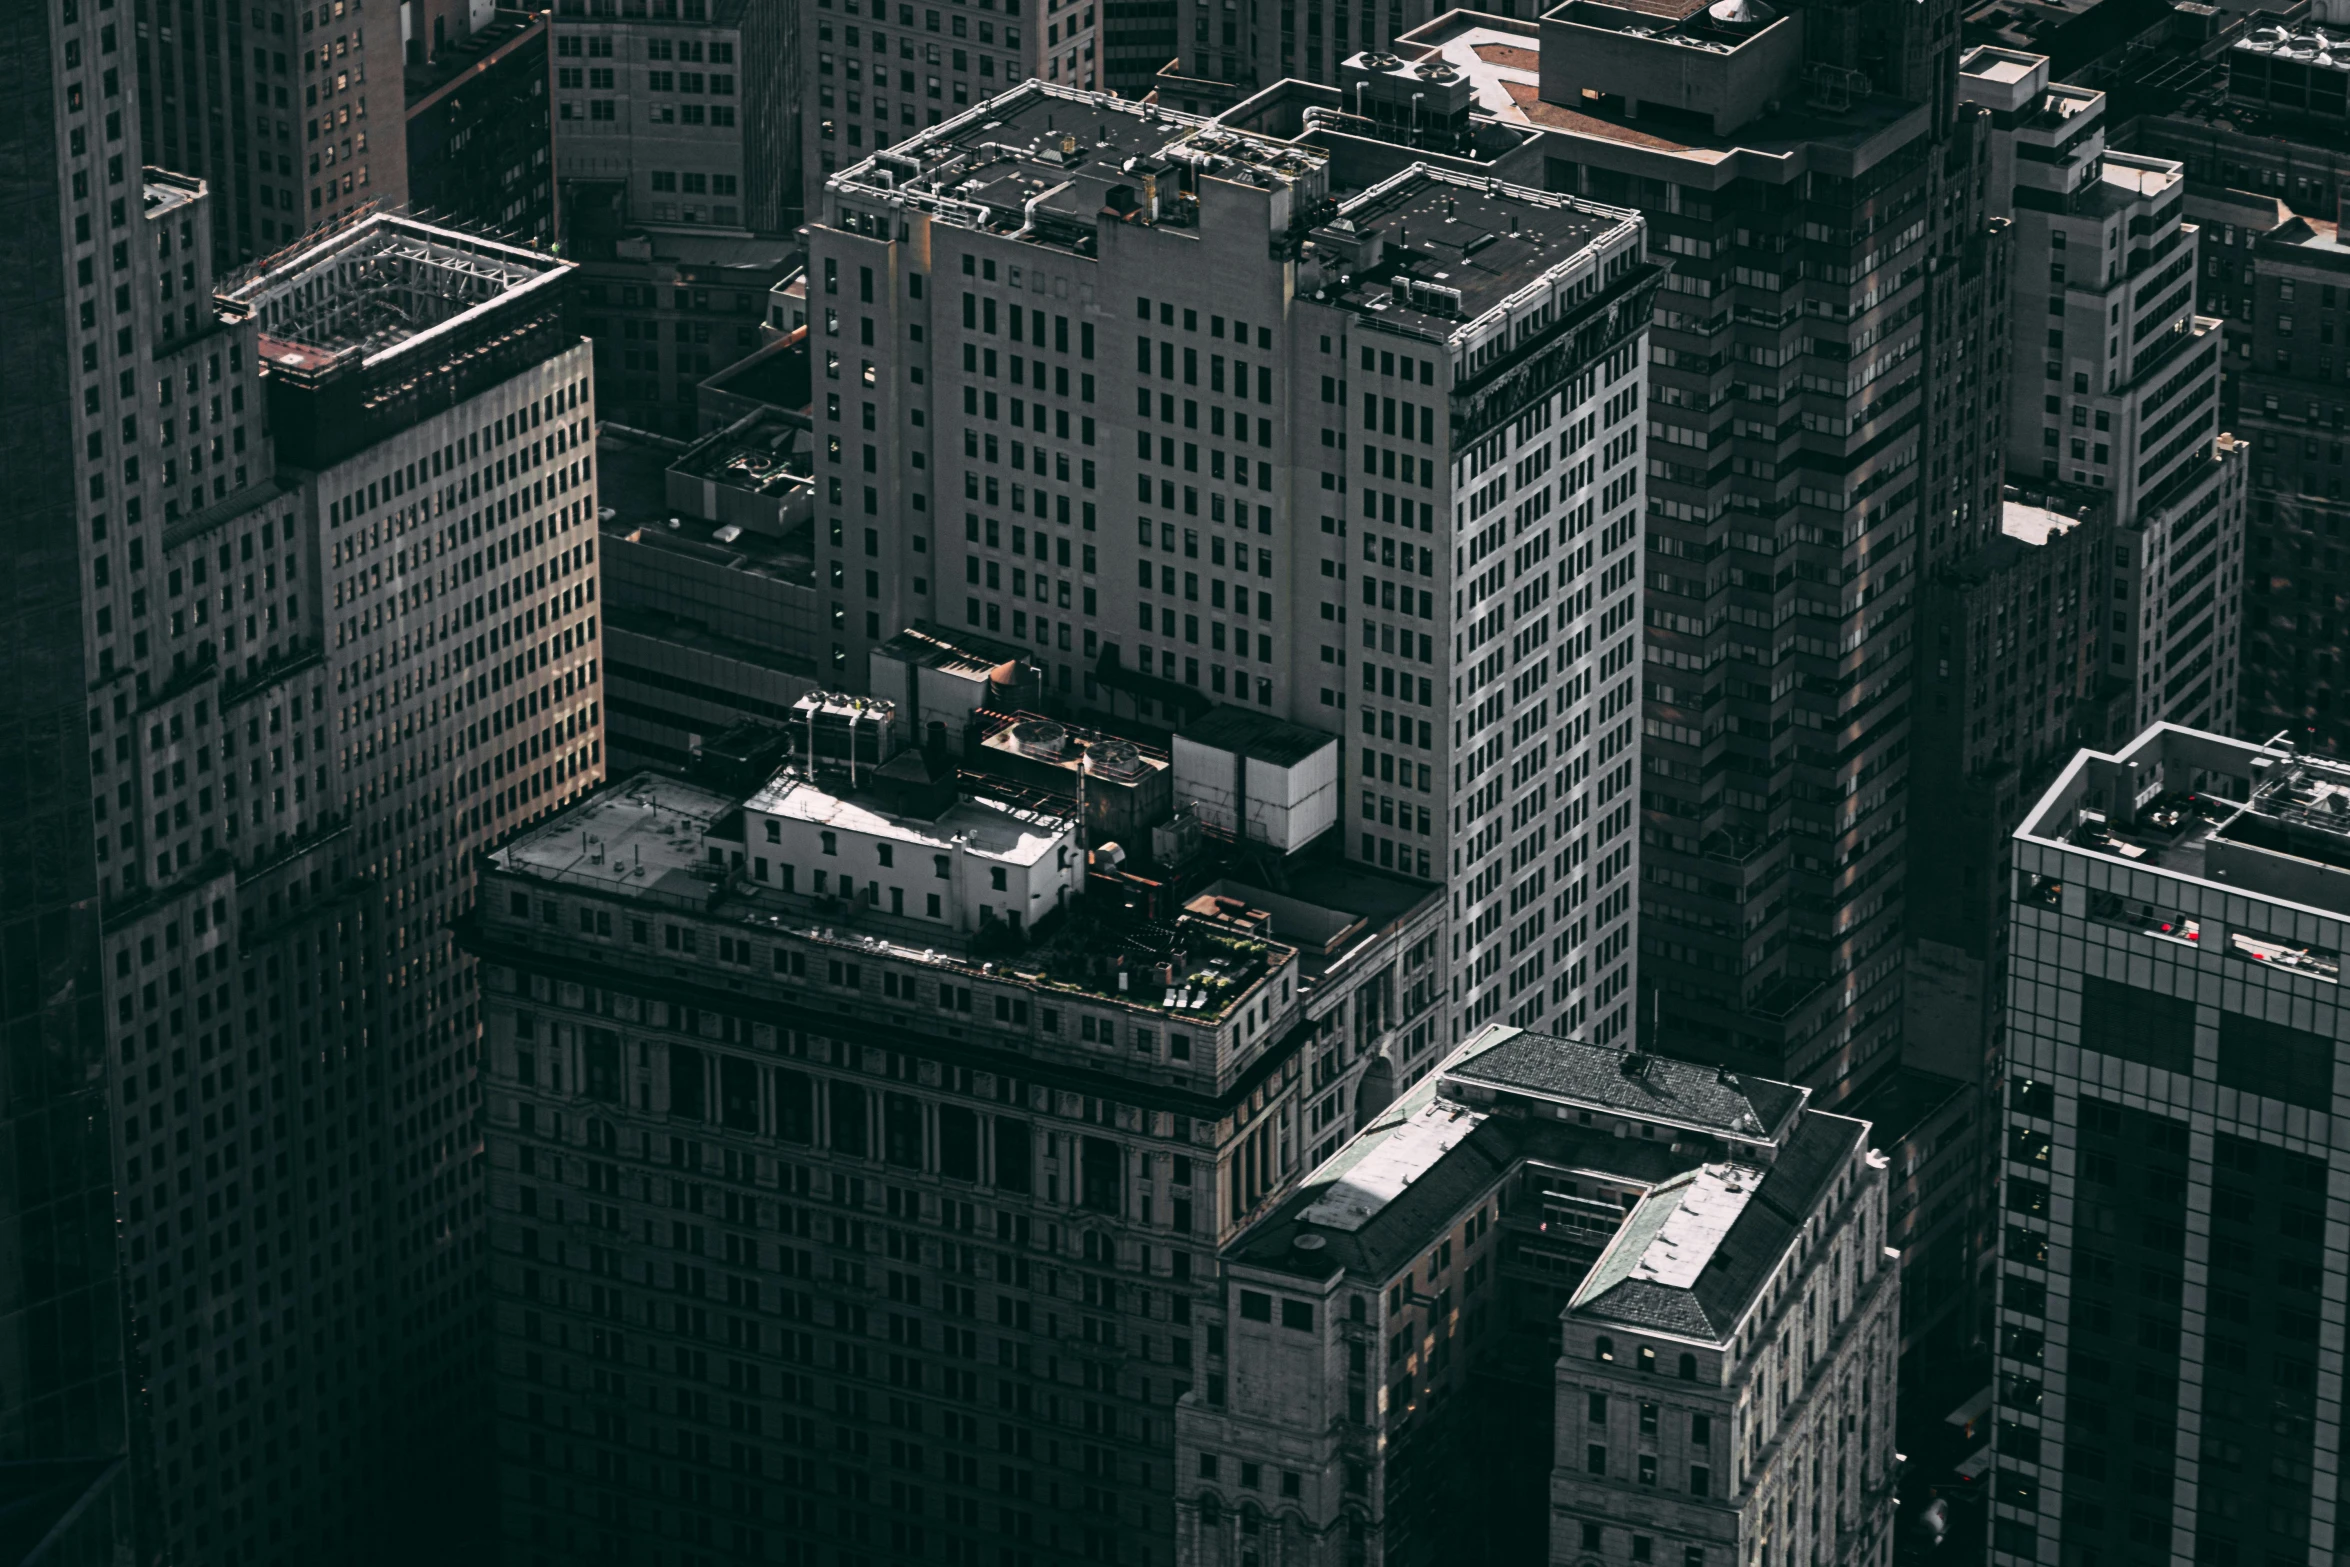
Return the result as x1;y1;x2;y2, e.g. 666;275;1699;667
551;0;798;240
129;0;407;272
90;206;605;1563
2237;213;2350;751
1993;723;2350;1567
1178;1027;1900;1567
473;733;1446;1566
0;5;146;1559
1963;46;2247;742
402;7;560;247
810;83;1658;1060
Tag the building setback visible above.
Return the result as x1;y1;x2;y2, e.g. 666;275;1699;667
1179;1027;1899;1567
810;82;1659;1062
1962;45;2247;742
471;732;1446;1566
87;208;607;1561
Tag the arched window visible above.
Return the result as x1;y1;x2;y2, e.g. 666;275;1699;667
1595;1335;1615;1362
1638;1345;1656;1373
1679;1352;1698;1381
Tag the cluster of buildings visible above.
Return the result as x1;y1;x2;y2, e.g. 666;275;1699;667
11;0;2350;1565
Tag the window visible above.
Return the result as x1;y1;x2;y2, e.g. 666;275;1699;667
1595;1336;1614;1362
1586;1445;1607;1476
1238;1290;1272;1322
1280;1299;1314;1331
821;831;839;856
1588;1393;1607;1423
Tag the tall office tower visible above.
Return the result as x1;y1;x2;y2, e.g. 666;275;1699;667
1962;46;2247;741
1180;1026;1898;1567
2236;209;2350;751
810;83;1658;1053
1993;722;2350;1567
401;7;561;247
130;0;409;271
798;0;1099;216
76;203;600;1563
1395;0;1980;1093
472;719;1446;1567
0;3;145;1560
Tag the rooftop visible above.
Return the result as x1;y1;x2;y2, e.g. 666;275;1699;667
2000;493;2099;547
1176;706;1336;768
1445;1026;1807;1142
743;769;1071;869
2020;724;2350;923
1391;11;1928;163
829;82;1328;256
1304;166;1639;343
1223;1026;1871;1335
672;409;813;497
486;766;1438;1020
221;212;569;378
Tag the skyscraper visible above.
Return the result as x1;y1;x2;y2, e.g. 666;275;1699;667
0;5;145;1559
808;81;1658;1053
1962;45;2245;743
1994;722;2350;1567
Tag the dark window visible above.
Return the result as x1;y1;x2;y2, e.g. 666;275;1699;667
2216;1011;2335;1110
670;1044;706;1120
884;1092;925;1168
994;1117;1032;1193
1239;1290;1272;1322
830;1080;870;1157
939;1104;980;1180
1080;1135;1122;1215
776;1069;815;1144
2079;976;2195;1074
584;1027;621;1103
721;1054;759;1132
1281;1299;1314;1332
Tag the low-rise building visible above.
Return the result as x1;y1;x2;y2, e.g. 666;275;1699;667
1179;1029;1899;1567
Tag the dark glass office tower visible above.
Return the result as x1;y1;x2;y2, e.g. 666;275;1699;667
0;3;143;1560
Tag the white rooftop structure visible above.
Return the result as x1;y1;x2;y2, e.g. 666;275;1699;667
1297;1099;1487;1232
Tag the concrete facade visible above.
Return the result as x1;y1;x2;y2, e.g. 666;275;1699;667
1178;1027;1900;1567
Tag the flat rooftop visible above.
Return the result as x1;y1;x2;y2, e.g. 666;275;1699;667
2020;725;2350;922
1178;706;1334;768
599;430;816;587
489;770;1300;1020
223;212;568;376
830;81;1326;255
2001;495;2097;547
672;410;813;496
744;770;1071;869
1314;167;1635;340
1391;13;1928;162
877;621;1031;679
